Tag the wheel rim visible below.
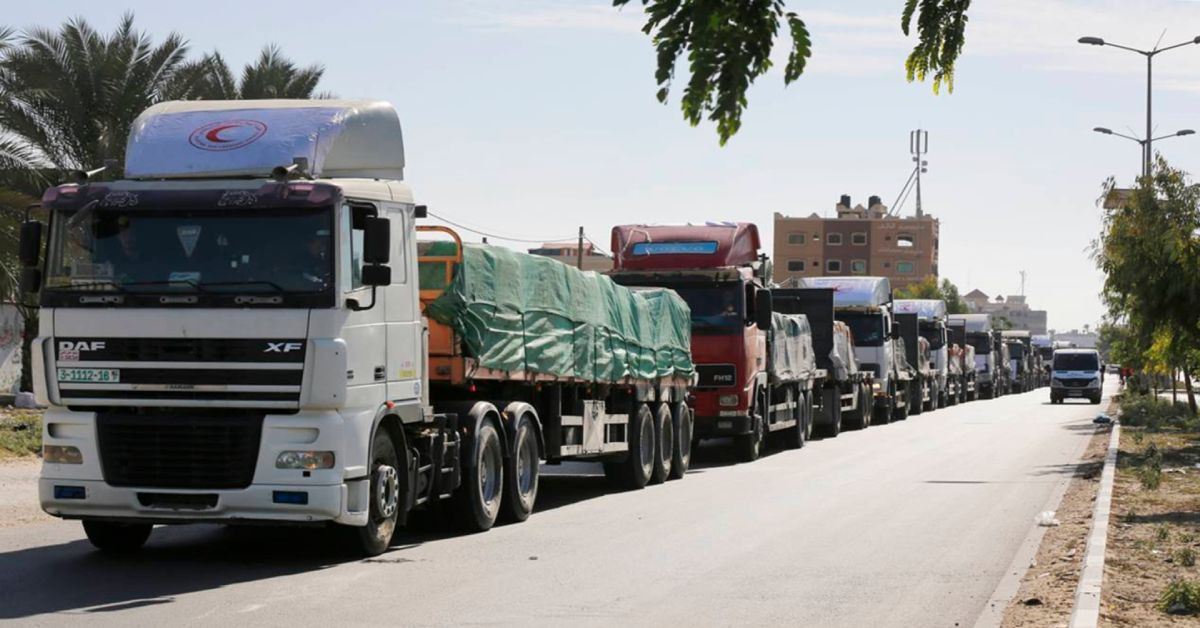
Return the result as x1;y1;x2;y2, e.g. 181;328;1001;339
480;436;502;507
517;426;537;498
374;463;399;519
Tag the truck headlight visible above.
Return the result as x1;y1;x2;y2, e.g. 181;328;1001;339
44;445;83;464
718;394;739;407
276;451;335;470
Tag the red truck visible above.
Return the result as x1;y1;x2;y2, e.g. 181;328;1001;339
609;223;818;462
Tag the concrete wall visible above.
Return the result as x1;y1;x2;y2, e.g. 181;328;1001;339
0;305;23;393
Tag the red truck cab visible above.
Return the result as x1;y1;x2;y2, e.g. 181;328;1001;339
609;223;770;443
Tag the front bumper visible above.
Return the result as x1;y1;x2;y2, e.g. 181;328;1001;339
39;478;363;525
694;413;751;437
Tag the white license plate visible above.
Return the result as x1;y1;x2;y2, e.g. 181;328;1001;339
57;368;120;383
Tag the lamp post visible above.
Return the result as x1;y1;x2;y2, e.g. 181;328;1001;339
1092;127;1195;174
1079;35;1200;178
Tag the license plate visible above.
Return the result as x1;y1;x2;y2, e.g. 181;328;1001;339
1067;390;1083;397
57;368;120;383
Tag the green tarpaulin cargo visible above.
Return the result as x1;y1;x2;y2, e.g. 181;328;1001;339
424;244;694;383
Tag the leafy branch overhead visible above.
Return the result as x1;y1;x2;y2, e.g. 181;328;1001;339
615;0;971;144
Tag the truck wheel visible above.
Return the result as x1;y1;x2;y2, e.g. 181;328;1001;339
453;419;504;531
651;403;673;484
821;387;844;437
803;390;815;442
604;403;654;489
82;520;152;553
910;382;924;416
874;384;894;425
892;383;909;422
734;390;766;462
784;388;805;450
668;401;692;480
501;413;540;523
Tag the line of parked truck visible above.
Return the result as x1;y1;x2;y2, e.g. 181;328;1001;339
23;100;1055;556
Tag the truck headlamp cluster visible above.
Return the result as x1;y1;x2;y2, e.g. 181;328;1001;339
43;445;83;464
276;451;335;470
718;394;739;407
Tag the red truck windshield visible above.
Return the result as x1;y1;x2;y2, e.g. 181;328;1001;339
670;284;744;334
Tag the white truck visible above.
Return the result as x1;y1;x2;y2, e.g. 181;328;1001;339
23;100;695;555
949;313;1000;399
797;277;913;424
895;299;951;409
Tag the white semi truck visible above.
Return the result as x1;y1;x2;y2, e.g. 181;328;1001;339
949;313;1000;399
24;100;695;555
894;299;952;409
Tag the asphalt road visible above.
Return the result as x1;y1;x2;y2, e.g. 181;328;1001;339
0;382;1114;627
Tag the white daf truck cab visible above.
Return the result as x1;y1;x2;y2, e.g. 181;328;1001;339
895;299;950;407
798;277;911;423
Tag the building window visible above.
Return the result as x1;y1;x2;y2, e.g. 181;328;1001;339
897;234;915;248
851;232;867;245
787;260;804;272
827;259;842;273
787;233;805;245
897;261;914;274
850;260;866;274
827;233;843;245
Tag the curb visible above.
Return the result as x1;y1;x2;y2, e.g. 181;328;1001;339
1068;422;1121;628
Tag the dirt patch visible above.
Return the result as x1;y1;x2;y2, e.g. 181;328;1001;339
1101;425;1200;626
1001;417;1112;628
0;457;50;527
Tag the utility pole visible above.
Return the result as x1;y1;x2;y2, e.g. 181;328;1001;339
577;226;584;270
910;129;928;217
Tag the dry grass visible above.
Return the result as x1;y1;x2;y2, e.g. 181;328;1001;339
0;409;41;459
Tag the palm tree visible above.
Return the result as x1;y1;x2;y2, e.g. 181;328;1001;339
0;14;195;174
186;45;326;100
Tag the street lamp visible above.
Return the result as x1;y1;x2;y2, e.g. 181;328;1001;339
1092;127;1195;174
1079;34;1200;178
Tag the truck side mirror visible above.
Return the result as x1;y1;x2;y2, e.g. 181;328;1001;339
19;221;41;267
361;264;391;287
754;289;773;331
890;325;900;340
20;267;41;294
362;216;391;264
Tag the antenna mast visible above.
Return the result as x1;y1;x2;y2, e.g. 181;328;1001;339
910;129;929;218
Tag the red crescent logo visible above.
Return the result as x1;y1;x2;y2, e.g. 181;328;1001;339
189;119;268;151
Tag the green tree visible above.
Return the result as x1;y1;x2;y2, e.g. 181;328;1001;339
894;275;968;313
183;45;325;100
614;0;971;144
1094;158;1200;413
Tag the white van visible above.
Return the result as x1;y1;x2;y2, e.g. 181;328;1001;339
1049;348;1103;404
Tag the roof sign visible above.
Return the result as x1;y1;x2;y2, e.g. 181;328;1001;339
631;241;719;256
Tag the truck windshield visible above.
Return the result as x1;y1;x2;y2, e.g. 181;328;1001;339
1054;353;1099;371
1008;343;1025;359
966;332;992;354
670;285;744;334
919;323;945;350
44;205;334;301
837;312;884;347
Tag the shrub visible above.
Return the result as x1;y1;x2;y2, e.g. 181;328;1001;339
1157;524;1172;542
1120;394;1196;430
1157;579;1200;615
1177;548;1197;568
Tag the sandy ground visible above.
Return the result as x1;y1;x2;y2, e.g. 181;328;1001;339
0;457;49;528
1102;426;1200;626
1001;418;1112;628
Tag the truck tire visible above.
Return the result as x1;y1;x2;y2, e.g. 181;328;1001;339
734;389;766;462
501;413;540;523
668;401;692;480
82;520;152;553
650;403;673;485
784;388;805;450
603;403;655;489
892;382;910;422
453;419;504;532
874;384;894;425
345;427;404;555
842;385;867;430
820;386;844;437
803;389;815;442
910;382;924;416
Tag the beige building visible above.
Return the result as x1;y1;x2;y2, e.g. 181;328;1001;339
527;242;613;272
774;195;939;289
963;290;1049;334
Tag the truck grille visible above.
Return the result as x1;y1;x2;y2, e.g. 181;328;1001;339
54;337;304;408
1057;378;1092;388
97;412;264;489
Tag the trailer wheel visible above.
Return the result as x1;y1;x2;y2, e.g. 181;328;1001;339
82;520;152;553
501;413;540;523
603;403;654;489
669;401;692;480
910;381;924;416
874;384;893;425
784;387;804;450
651;403;673;484
734;389;766;462
453;419;504;531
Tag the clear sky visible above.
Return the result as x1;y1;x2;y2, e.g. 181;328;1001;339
11;1;1200;331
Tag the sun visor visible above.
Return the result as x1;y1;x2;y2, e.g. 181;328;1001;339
124;100;405;180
